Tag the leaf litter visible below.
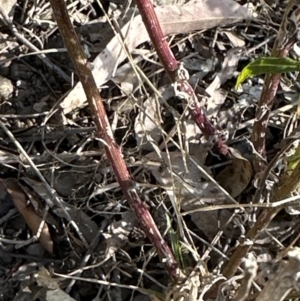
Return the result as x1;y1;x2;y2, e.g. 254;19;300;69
0;0;300;300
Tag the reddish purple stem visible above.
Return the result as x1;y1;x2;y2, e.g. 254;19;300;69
135;0;228;155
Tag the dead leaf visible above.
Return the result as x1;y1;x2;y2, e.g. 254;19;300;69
112;56;144;95
61;0;249;114
147;148;235;264
35;266;60;290
157;0;249;35
43;170;92;198
188;210;232;241
216;147;252;198
135;85;175;151
206;89;227;118
183;119;202;145
46;290;76;301
3;178;54;254
179;184;235;240
146;150;206;190
146;150;228;206
181;54;213;72
205;47;243;98
224;31;246;47
36;267;76;301
0;74;14;102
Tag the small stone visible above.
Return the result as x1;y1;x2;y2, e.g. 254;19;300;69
0;74;13;102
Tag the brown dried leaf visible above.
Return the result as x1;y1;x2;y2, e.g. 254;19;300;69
187;209;232;241
146;151;237;239
46;290;76;301
61;0;249;113
216;148;252;198
206;47;243;98
35;266;60;290
224;31;246;48
3;179;54;254
146;150;207;190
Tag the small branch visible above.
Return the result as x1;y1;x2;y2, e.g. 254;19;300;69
222;158;300;279
49;0;182;283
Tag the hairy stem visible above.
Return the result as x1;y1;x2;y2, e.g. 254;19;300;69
135;0;228;154
223;0;300;278
49;0;182;283
135;0;179;77
251;0;300;171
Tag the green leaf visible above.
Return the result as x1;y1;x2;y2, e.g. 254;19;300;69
286;143;300;172
166;214;185;270
235;57;300;89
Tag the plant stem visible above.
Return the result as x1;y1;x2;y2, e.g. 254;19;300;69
135;0;228;154
223;158;300;279
222;0;300;279
49;0;182;283
251;0;300;171
135;0;179;77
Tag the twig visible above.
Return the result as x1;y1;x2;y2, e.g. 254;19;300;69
49;0;183;282
0;120;89;248
222;153;300;279
0;7;71;83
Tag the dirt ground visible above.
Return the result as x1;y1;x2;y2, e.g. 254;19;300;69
0;0;300;300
